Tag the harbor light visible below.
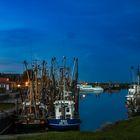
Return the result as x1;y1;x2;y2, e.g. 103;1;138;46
6;78;9;81
17;84;21;88
25;81;29;87
82;94;86;98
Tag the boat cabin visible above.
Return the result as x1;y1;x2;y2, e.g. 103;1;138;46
54;100;75;119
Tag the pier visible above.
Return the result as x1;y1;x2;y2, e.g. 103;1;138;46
0;110;15;134
0;92;19;134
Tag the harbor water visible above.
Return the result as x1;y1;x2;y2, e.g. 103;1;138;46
80;90;128;131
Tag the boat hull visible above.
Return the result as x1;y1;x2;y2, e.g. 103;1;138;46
15;120;46;133
47;118;80;130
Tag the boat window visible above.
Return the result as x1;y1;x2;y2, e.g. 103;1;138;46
66;107;70;112
59;108;61;112
66;115;70;119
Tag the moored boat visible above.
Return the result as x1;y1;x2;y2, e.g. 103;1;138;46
47;57;80;130
77;84;104;93
77;84;95;92
92;86;104;93
48;100;80;130
15;61;47;132
126;66;140;117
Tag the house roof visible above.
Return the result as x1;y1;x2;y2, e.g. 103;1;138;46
0;78;15;84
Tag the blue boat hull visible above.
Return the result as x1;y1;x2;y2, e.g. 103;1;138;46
47;118;80;130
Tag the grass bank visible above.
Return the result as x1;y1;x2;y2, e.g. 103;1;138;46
3;116;140;140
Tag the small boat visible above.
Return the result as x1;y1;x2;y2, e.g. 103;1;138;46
92;86;104;93
77;84;95;92
77;84;104;93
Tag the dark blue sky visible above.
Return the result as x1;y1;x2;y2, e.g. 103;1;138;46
0;0;140;82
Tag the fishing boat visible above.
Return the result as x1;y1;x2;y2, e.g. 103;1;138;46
47;57;80;130
126;66;140;116
47;94;80;130
15;61;47;132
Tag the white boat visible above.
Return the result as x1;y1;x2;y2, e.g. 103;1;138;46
77;84;104;93
77;84;95;92
126;84;140;101
92;86;104;93
126;66;140;116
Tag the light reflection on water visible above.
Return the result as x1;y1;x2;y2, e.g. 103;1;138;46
79;90;128;131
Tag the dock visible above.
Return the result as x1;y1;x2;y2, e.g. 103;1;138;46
0;109;15;134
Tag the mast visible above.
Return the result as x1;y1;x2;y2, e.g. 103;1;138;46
75;58;79;115
62;56;66;119
71;58;76;86
40;60;47;119
23;61;32;115
70;58;79;115
33;61;38;119
63;56;66;99
50;57;57;116
23;61;30;82
41;60;47;104
137;65;140;86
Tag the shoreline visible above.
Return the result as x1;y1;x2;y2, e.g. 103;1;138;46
0;116;140;139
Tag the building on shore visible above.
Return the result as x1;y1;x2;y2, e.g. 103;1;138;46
0;78;17;93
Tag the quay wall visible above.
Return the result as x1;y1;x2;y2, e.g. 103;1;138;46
0;110;14;134
0;94;9;101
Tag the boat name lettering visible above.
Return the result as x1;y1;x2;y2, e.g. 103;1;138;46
59;120;68;125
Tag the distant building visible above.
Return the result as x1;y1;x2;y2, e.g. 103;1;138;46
0;78;16;93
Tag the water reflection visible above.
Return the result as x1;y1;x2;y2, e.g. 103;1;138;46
80;90;128;131
80;93;91;99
